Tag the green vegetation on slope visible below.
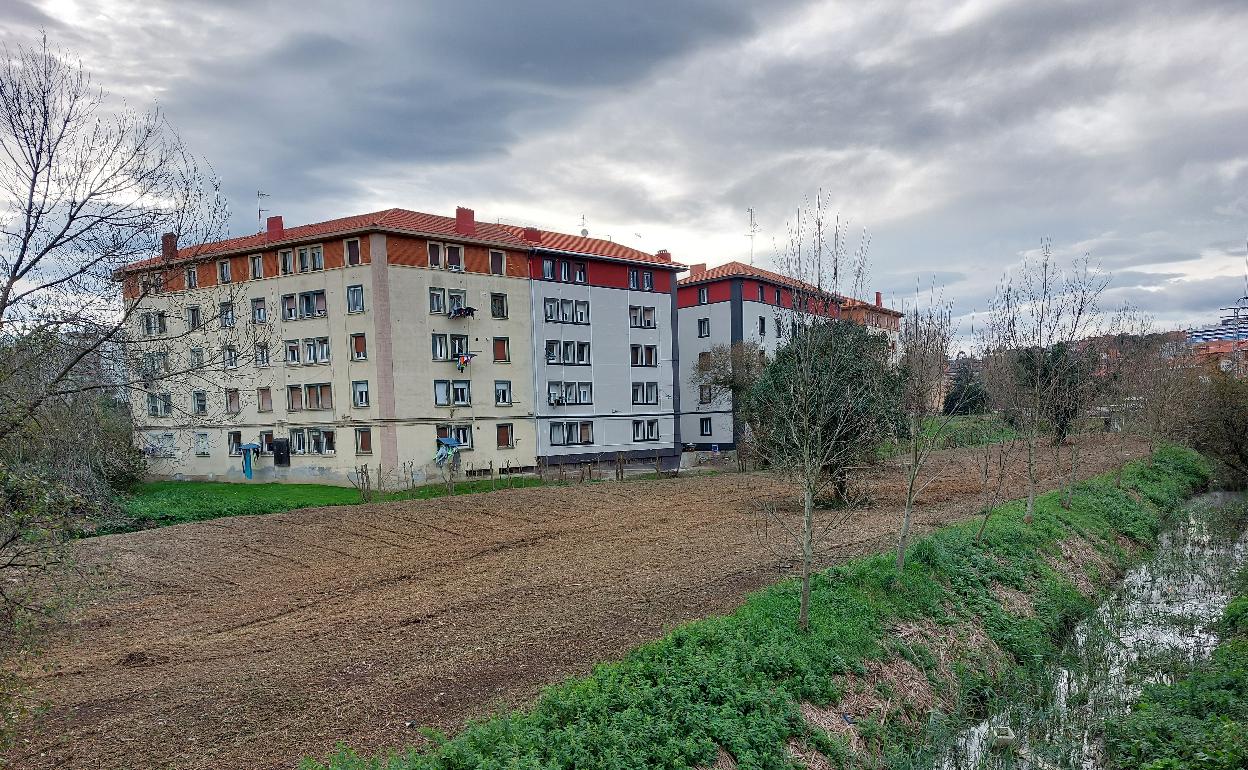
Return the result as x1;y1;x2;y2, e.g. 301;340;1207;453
303;445;1210;770
110;476;549;534
1105;571;1248;770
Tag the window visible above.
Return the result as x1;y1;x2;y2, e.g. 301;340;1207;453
542;258;555;280
290;428;307;454
303;336;330;364
433;379;451;406
185;267;198;289
631;381;659;405
490;293;508;319
189;347;204;368
222;345;239;370
225;388;240;414
249;254;263;279
435;423;473;448
629;306;656;328
642;271;653;291
447;290;466;314
194;432;210;456
450;334;469;357
630;344;658;367
628;269;639;290
489;250;505;275
431;334;449;360
758;284;765;302
546;381;593;405
305;383;333;410
297;245;324;272
282;294;297;320
759;316;766;337
698;287;708;304
445;244;463;270
699;384;713;404
429;288;446;314
346;285;365;313
350;333;367;360
632;419;660;442
700;417;713;436
259;431;275;454
141;351;168;378
285;339;301;364
775;287;782;304
346;239;361;266
227;431;242;456
297;290;327;318
495;380;512;406
146;391;172;417
698;318;710;338
493;337;510;362
287;385;304;411
352;380;370;407
546;341;591;365
699;351;711;368
574;301;589;324
451;380;471;405
219;301;235;328
141;311;167;336
257;387;272;412
550;421;593;446
355;427;373;454
428;242;443;268
573;262;586;283
191;390;208;415
254;343;270;367
543;298;559;321
305;428;335;455
496;423;514;448
251;297;267;323
186;306;202;331
279;250;293;275
218;260;232;283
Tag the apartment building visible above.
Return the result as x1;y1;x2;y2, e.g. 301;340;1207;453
121;207;682;484
675;261;902;450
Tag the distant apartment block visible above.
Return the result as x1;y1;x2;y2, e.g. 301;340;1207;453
120;207;682;483
676;261;901;450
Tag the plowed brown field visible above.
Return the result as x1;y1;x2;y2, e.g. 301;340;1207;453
11;435;1147;770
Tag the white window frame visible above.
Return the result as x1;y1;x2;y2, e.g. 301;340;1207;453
489;249;506;275
217;260;232;283
495;380;512;406
429;287;446;314
346;285;365;314
185;267;198;289
431;334;449;361
451;379;472;406
698;318;710;338
698;287;708;304
490;292;508;319
352;380;370;408
249;254;264;279
700;417;713;436
433;379;451;406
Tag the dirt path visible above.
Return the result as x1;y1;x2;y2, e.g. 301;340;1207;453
10;435;1147;770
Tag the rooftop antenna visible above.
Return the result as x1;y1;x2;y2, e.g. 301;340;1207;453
257;190;270;233
746;207;759;265
579;214;589;237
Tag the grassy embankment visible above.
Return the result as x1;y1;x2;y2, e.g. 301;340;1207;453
303;444;1210;770
1106;568;1248;769
109;476;548;534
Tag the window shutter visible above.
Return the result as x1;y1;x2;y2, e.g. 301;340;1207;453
493;338;507;361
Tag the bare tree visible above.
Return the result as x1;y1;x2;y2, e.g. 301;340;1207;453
691;339;767;470
893;298;957;573
743;195;901;630
981;242;1109;523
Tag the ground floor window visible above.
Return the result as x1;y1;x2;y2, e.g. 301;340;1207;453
496;423;514;448
259;430;274;454
700;417;713;436
550;420;593;446
194;432;210;456
144;432;175;457
435;423;473;449
289;427;336;455
632;419;660;442
355;427;372;454
227;431;242;456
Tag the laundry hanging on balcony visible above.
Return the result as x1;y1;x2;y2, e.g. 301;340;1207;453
455;352;476;372
433;437;461;467
449;305;477;319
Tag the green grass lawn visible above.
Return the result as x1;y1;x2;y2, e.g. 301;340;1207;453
110;476;549;534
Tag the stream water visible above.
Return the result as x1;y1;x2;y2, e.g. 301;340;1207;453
934;491;1247;770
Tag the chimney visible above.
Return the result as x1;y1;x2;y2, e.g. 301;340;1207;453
521;226;542;243
688;262;707;275
161;232;178;262
266;215;284;240
455;206;476;236
656;249;671;262
875;291;883;308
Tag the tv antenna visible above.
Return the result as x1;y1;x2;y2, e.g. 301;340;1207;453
746;207;759;265
579;214;589;237
257;190;270;233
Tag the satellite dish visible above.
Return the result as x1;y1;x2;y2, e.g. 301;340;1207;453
580;228;589;236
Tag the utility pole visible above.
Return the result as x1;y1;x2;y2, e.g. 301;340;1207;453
257;190;270;233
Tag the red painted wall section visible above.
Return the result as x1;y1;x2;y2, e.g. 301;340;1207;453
531;253;676;291
677;278;733;308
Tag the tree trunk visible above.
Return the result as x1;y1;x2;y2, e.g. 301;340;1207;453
1025;436;1036;524
799;484;814;632
1063;439;1079;509
896;434;920;573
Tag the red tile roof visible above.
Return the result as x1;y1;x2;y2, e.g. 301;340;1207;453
680;260;903;316
123;208;679;272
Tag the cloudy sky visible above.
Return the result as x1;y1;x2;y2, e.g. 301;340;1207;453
5;0;1246;332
